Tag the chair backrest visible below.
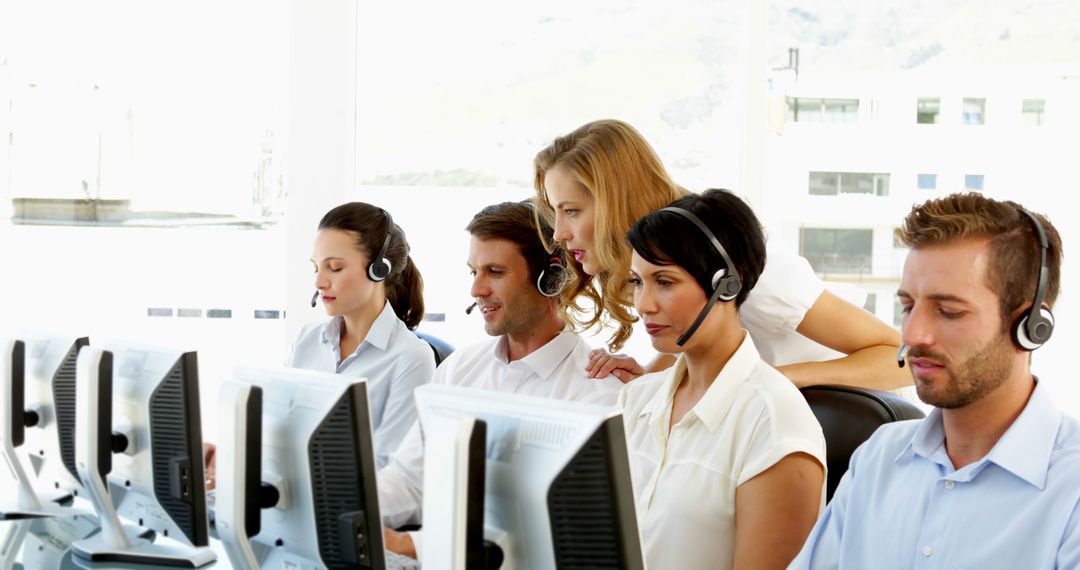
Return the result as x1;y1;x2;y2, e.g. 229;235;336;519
414;331;455;367
800;385;926;502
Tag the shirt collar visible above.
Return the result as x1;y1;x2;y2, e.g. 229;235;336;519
640;331;759;434
318;300;396;352
492;330;579;379
897;379;1060;489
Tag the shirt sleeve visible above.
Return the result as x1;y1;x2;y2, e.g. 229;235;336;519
574;377;624;408
737;386;826;486
1058;498;1080;569
287;322;318;368
377;420;426;529
373;349;435;468
740;243;825;338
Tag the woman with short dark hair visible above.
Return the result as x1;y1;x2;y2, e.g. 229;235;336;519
620;190;826;569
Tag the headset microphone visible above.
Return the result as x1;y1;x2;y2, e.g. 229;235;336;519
466;302;477;315
896;344;909;368
311;291;319;308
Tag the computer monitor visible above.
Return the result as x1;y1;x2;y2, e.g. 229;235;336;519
216;367;398;569
413;384;645;570
70;342;215;567
0;334;90;519
419;413;488;570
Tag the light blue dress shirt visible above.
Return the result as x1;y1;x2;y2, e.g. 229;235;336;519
790;380;1080;569
290;301;435;468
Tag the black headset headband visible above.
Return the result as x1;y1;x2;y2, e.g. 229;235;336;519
659;206;741;347
1012;205;1054;349
1017;207;1049;320
367;208;394;282
376;209;393;263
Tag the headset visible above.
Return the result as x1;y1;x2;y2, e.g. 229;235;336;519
367;208;394;282
465;202;569;315
311;207;396;308
659;206;742;347
536;253;568;297
522;200;569;298
1011;205;1055;351
897;203;1054;366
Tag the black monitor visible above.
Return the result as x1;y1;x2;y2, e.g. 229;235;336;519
70;342;215;567
216;366;413;569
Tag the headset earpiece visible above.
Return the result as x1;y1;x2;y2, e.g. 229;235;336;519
537;255;568;297
367;209;394;282
1010;205;1054;351
711;268;741;302
1012;307;1055;351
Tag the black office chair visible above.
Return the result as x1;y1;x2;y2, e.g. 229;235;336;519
800;385;926;502
414;331;455;367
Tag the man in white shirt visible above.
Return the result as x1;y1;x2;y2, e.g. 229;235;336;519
380;201;623;558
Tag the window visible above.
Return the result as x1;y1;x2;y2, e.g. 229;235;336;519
808;171;890;196
786;98;859;123
965;174;985;190
1023;99;1045;126
893;297;905;328
864;293;877;314
916;97;940;124
917;173;937;190
808;172;841;195
963;97;986;125
800;228;873;274
1;1;292;428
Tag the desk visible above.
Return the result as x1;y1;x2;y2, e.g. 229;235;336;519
1;512;420;569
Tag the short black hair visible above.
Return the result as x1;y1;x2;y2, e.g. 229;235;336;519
626;189;766;307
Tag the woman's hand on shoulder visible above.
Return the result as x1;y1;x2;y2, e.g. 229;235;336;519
586;348;645;384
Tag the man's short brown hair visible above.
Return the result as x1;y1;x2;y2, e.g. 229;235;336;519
465;200;562;284
895;192;1062;329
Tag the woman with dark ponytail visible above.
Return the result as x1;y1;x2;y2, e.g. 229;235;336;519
291;202;435;467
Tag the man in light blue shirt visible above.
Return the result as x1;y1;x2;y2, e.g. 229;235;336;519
791;193;1080;569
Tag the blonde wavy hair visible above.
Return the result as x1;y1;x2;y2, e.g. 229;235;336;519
533;119;686;350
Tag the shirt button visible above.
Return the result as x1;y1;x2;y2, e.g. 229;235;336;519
922;546;933;557
944;480;956;489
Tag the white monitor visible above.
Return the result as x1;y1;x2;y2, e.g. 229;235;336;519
413;384;645;570
71;342;215;567
0;334;90;519
217;366;403;569
420;414;487;570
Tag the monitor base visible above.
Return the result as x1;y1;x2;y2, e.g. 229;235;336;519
0;489;86;520
71;525;216;568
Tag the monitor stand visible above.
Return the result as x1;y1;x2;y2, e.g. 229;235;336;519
0;445;83;520
0;519;31;569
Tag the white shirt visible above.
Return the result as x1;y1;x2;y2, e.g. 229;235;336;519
742;242;862;368
290;301;436;468
619;333;826;570
745;244;919;401
377;330;623;529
